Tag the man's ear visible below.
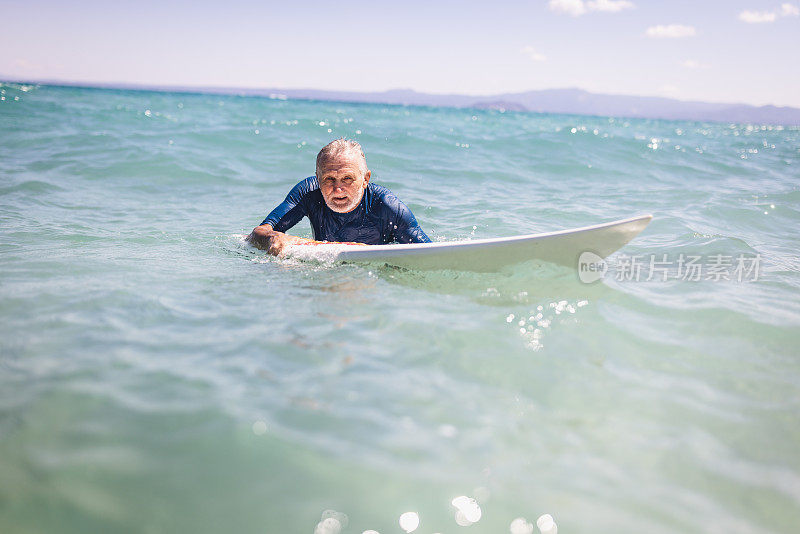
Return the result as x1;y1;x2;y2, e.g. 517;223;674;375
363;170;371;185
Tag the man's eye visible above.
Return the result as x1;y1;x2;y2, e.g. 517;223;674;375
343;177;354;184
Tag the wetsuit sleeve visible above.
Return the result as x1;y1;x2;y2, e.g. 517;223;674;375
260;178;312;232
393;201;431;244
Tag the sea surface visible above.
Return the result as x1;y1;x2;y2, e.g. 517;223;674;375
1;82;799;534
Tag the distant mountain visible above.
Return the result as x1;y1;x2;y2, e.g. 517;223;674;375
252;87;800;125
3;77;799;125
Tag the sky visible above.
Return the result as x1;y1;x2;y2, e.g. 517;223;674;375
1;0;799;107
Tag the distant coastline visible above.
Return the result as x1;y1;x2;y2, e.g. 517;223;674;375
3;77;799;126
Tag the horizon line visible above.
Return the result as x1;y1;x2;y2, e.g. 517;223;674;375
3;76;799;126
4;75;798;111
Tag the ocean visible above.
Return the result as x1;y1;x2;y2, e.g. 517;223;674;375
1;82;799;533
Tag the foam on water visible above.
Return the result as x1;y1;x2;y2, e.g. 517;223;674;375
282;242;362;264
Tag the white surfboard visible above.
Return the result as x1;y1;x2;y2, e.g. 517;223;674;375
284;214;652;272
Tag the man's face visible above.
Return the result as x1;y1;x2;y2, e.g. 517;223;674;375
318;154;370;213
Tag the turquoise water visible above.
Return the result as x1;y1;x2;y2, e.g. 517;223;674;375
1;82;799;533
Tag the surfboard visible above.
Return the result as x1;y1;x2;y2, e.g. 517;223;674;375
283;214;652;272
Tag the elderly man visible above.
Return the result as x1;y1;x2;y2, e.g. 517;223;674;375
248;138;430;255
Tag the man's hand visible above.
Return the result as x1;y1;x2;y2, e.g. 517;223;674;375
247;224;305;256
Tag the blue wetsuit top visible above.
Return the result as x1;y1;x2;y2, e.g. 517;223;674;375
260;176;431;244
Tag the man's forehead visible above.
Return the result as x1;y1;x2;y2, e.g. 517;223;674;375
319;155;363;173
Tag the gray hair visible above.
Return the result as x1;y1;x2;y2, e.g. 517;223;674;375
316;138;368;177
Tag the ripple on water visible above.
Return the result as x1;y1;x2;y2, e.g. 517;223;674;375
2;85;800;534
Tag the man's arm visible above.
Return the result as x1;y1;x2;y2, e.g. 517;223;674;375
392;201;431;244
248;177;316;255
247;224;314;256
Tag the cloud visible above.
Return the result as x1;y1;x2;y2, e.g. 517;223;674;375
681;59;708;69
737;4;798;23
645;24;696;38
781;3;799;16
549;0;586;16
738;10;777;23
521;46;547;62
587;0;635;12
548;0;633;16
